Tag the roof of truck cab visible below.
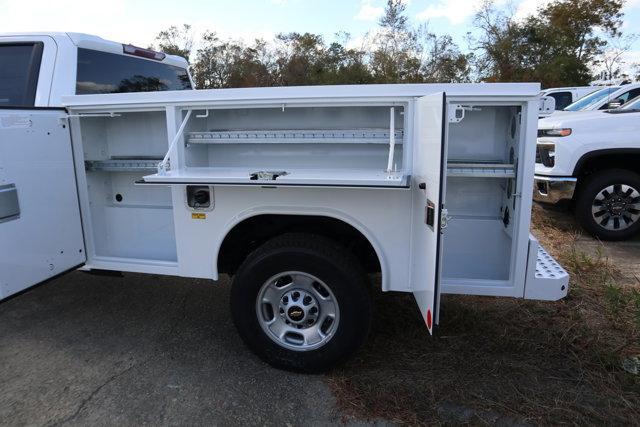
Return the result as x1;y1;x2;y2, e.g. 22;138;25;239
0;31;189;68
541;86;599;92
62;83;541;109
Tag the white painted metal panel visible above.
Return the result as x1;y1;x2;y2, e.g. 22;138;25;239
167;186;413;292
524;235;569;300
58;83;567;304
410;93;446;333
61;83;541;111
0;109;85;300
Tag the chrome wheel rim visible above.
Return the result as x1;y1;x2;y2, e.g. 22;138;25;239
591;184;640;231
256;271;340;352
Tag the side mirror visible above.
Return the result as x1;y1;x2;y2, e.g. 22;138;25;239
606;98;624;109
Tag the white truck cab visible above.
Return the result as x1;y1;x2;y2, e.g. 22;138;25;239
1;36;569;372
0;32;192;107
540;86;600;111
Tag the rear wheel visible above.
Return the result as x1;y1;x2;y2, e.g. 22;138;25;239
230;233;372;373
575;169;640;241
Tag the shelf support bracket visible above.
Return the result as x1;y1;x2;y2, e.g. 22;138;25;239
158;110;192;175
386;107;396;174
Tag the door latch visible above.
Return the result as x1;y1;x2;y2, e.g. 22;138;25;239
440;208;451;232
448;105;465;123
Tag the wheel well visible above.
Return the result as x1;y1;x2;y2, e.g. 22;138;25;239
574;149;640;178
218;215;381;275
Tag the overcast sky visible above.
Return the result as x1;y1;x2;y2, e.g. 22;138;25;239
2;0;640;70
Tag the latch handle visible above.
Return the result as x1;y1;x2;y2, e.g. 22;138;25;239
0;184;20;223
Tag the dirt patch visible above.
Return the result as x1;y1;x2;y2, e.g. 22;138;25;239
327;204;640;425
537;204;640;289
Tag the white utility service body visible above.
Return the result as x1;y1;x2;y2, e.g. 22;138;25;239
1;83;568;370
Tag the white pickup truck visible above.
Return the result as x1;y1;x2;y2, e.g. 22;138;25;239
1;32;569;372
535;99;640;240
0;32;192;107
558;83;640;113
540;86;600;111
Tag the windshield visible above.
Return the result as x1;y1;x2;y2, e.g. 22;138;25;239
563;87;619;111
621;95;640;111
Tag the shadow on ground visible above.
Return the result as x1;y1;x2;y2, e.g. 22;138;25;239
0;273;343;426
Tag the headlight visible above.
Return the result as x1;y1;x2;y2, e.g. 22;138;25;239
537;128;572;137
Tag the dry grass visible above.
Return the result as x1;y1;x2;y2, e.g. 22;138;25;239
326;204;640;425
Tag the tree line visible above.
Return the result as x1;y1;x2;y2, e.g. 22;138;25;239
152;0;631;89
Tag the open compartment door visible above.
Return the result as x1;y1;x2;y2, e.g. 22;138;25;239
410;92;447;333
0;109;85;300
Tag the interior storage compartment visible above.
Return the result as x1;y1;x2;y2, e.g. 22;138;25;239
143;105;409;187
79;111;177;262
441;217;511;280
441;105;522;285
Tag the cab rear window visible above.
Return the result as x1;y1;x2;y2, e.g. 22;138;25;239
76;48;191;94
0;43;43;107
548;91;573;110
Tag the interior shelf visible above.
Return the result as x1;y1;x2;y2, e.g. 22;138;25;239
139;167;409;188
446;162;515;178
85;158;160;172
186;129;404;145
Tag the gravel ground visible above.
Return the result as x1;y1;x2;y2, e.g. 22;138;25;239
0;272;356;426
1;207;638;425
539;206;640;288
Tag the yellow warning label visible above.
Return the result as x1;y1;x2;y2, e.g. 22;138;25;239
191;213;206;220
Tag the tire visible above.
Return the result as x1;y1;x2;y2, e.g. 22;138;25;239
574;168;640;241
230;233;372;373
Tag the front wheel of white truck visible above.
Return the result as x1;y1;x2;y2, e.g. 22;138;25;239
230;233;372;373
575;169;640;241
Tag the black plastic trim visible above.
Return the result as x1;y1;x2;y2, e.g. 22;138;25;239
24;42;43;106
433;92;446;325
0;106;66;111
573;148;640;176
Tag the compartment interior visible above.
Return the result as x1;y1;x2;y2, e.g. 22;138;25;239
80;111;177;262
74;101;526;284
143;105;408;187
442;105;522;284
